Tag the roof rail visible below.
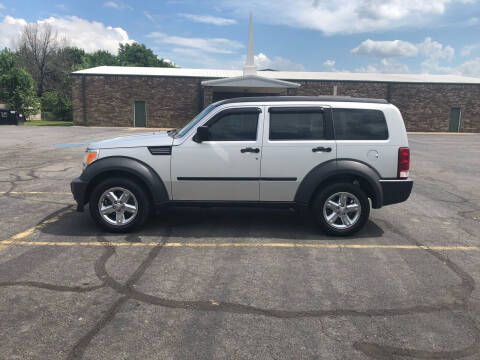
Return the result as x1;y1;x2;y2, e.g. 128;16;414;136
214;96;389;106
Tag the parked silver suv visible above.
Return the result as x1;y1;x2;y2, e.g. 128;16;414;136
71;96;413;236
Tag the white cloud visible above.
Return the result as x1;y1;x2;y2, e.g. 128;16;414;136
417;56;480;77
352;40;480;76
0;15;27;48
461;44;480;56
103;1;132;10
323;59;336;70
323;59;340;72
147;32;243;54
420;59;456;74
416;37;454;72
351;38;454;60
351;37;456;74
323;60;335;67
351;38;455;75
41;16;132;53
180;13;236;26
143;11;154;21
458;57;480;76
254;52;305;71
103;1;120;9
351;39;418;58
417;37;454;60
355;58;410;73
0;15;133;53
218;0;475;35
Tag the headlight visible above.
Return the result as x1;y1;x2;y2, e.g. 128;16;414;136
83;149;99;169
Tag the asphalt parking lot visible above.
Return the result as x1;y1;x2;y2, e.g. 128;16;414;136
1;126;480;360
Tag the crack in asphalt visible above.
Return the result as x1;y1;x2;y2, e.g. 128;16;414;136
0;281;104;293
0;164;73;205
68;235;169;359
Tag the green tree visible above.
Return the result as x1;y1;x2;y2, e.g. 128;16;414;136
0;48;40;117
87;50;118;67
61;46;89;71
117;43;174;67
40;90;71;121
0;47;16;71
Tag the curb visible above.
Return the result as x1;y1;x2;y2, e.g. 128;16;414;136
408;132;476;135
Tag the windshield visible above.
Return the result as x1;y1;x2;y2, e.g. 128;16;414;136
176;104;217;138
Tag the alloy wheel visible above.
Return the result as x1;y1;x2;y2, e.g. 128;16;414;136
98;187;138;226
322;191;362;230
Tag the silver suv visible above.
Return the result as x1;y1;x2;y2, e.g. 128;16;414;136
71;96;413;236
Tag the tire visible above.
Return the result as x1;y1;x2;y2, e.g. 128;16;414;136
312;182;370;236
89;177;151;233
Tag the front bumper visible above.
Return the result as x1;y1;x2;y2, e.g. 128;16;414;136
71;177;88;212
379;179;413;206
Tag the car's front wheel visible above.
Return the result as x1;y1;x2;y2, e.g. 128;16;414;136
312;183;370;236
89;177;151;233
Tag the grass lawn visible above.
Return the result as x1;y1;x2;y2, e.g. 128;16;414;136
25;120;73;126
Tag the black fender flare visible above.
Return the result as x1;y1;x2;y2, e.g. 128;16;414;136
294;159;383;208
79;156;169;205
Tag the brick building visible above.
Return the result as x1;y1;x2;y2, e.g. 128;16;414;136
71;67;480;132
72;15;480;132
71;18;480;132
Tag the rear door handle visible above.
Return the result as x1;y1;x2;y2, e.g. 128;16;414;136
241;147;260;153
312;146;332;153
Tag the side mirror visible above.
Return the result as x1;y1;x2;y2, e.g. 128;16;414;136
193;126;210;143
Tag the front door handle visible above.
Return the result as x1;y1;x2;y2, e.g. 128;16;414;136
241;147;260;153
312;146;332;153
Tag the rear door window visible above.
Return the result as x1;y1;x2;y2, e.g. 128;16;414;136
333;109;388;140
269;110;324;140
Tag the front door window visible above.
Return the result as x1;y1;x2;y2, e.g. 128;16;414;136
207;112;259;141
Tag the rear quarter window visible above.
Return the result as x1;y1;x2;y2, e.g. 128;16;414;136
333;109;388;140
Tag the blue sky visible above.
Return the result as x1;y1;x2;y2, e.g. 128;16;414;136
1;0;480;76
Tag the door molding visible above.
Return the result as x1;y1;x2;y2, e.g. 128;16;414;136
177;177;297;181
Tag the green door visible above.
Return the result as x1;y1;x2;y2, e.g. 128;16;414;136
448;108;461;132
134;101;146;127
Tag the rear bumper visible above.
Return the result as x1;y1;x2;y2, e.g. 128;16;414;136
71;177;88;211
380;179;413;206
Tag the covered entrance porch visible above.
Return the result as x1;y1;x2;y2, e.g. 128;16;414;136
201;74;300;106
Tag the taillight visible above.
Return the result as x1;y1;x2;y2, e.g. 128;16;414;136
397;147;410;179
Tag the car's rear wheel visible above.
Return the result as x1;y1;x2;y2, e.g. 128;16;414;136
89;177;151;233
312;183;370;236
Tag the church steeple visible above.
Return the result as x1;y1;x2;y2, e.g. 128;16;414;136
243;13;257;76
